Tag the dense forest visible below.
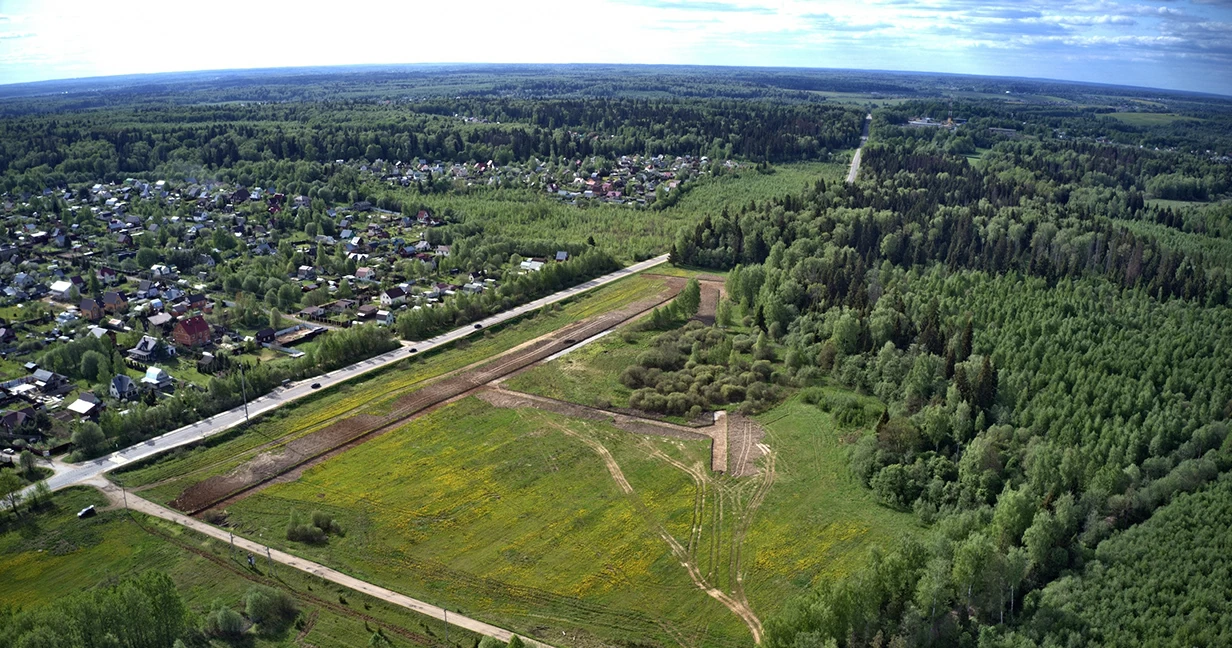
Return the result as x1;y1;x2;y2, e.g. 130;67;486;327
674;98;1232;646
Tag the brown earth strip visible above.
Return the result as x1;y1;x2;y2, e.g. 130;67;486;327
170;283;684;515
726;415;766;478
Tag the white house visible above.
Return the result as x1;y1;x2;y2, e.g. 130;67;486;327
380;287;407;307
150;264;172;277
520;259;545;272
110;374;139;400
50;280;75;301
141;367;173;390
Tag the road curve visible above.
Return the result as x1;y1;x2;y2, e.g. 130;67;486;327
33;255;669;496
92;481;550;648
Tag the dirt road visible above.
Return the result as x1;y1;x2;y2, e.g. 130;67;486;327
846;113;873;184
88;479;550;648
172;281;685;514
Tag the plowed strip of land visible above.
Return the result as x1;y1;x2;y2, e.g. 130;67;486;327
171;282;683;514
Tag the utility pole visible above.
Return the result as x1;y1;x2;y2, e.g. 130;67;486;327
444;608;448;647
239;363;250;424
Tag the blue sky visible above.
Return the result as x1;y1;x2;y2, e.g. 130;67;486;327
1;0;1230;95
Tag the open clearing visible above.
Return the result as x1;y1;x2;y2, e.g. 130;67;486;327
218;398;751;648
1108;112;1201;126
113;273;674;504
168;278;683;515
0;487;475;648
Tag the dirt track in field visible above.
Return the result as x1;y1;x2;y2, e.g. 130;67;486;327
171;280;684;515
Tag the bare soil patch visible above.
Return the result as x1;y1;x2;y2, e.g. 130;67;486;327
726;414;767;478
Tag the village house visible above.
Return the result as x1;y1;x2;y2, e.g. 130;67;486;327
380;287;407;307
172;315;212;347
102;291;127;313
96;266;119;284
141;367;173;390
80;298;104;321
50;280;74;301
127;335;165;362
109;375;139;401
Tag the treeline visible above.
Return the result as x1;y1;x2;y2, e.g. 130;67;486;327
0;572;189;648
0;570;305;648
672;143;1231;306
0;97;862;193
86;324;397;457
395;250;619;340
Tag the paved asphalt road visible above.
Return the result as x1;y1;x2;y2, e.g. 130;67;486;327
846;114;873;183
35;254;669;495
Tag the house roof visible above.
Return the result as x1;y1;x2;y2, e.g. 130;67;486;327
176;315;210;336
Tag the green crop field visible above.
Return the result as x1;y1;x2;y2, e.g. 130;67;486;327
112;273;670;504
0;487;475;647
218;398;748;648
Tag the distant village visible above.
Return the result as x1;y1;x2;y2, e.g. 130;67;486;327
356;152;741;205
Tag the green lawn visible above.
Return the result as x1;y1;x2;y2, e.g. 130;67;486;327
219;398;749;648
0;487;477;648
112;273;670;504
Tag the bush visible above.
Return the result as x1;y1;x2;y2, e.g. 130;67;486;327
245;585;299;630
286;511;327;544
311;510;343;535
203;602;245;638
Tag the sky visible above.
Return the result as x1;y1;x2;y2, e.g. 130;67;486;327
0;0;1230;95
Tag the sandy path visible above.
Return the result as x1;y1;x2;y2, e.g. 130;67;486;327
87;479;551;648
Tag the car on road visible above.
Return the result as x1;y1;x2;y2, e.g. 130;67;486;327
409;348;418;353
474;323;483;329
1;448;13;456
311;383;321;389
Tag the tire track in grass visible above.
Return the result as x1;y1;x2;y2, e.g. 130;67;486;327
543;417;765;643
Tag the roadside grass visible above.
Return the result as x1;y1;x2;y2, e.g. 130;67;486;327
0;487;477;648
220;398;750;648
741;393;919;613
111;273;668;503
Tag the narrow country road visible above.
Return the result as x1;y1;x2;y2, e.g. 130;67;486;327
89;479;551;648
29;254;669;497
846;113;873;184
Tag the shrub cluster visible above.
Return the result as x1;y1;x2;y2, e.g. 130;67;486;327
286;510;343;544
622;321;784;416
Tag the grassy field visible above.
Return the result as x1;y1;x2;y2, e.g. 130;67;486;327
1109;112;1202;126
741;393;918;610
112;273;670;504
507;325;920;614
218;398;749;648
210;384;917;647
505;323;648;409
0;487;477;647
